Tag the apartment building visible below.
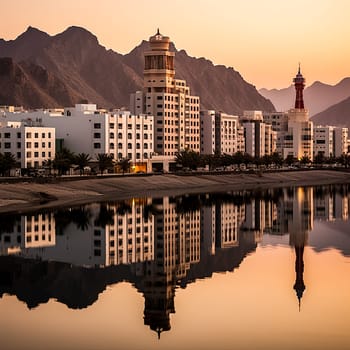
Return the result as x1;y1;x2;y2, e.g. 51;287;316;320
2;105;153;169
200;110;244;155
0;120;55;169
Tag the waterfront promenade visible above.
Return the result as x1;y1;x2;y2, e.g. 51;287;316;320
0;169;349;214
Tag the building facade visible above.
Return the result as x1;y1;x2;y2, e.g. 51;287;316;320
0;120;55;169
240;110;276;157
2;105;154;169
200;110;244;155
130;30;200;156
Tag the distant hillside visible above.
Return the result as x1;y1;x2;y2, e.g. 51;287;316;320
0;57;77;108
311;96;350;129
0;26;275;113
259;78;350;116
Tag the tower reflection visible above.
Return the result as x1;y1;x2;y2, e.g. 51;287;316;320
0;184;349;335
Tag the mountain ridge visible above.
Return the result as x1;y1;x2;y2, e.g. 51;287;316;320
0;26;275;113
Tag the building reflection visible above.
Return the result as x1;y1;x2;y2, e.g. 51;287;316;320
0;184;349;335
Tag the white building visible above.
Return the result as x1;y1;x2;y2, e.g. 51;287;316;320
313;125;334;158
334;127;349;157
0;120;55;169
263;111;288;155
0;213;55;256
285;109;313;160
130;30;200;156
240;111;276;157
2;105;154;171
200;110;244;155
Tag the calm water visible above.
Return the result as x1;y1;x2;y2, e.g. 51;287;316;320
1;185;350;350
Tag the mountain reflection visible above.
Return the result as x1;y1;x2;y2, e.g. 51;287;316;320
0;184;349;336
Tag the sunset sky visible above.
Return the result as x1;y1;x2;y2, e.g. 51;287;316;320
1;0;349;89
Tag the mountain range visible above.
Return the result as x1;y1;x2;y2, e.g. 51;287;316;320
0;26;274;114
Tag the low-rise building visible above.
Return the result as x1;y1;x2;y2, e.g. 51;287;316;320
0;120;55;169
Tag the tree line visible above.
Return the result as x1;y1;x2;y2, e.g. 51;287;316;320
174;149;350;171
0;148;131;176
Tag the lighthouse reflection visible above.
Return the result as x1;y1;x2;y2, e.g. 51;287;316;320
0;184;349;336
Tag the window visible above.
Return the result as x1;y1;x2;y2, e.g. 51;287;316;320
118;143;122;149
42;142;45;147
34;152;39;158
110;143;114;149
26;152;31;158
94;132;101;138
34;133;39;138
42;133;45;138
127;143;132;149
26;132;32;138
127;124;132;130
94;123;101;129
17;132;21;138
17;142;21;148
128;133;132;139
118;133;122;138
34;142;39;148
42;152;46;157
110;133;114;138
94;143;101;149
4;133;10;138
136;153;140;159
118;123;122;129
110;123;115;129
4;142;10;149
17;152;21;158
48;132;51;138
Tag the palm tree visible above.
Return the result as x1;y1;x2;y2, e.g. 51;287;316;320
0;152;17;176
97;153;114;174
53;148;75;175
175;149;201;170
118;158;131;174
42;159;54;175
75;153;91;175
300;155;311;166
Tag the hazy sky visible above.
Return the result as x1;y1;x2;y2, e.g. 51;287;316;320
1;0;349;89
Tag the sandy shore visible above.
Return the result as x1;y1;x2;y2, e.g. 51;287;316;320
0;169;349;214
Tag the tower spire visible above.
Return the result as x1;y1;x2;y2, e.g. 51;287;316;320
293;64;305;109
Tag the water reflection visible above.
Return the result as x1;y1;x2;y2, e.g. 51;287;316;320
0;184;349;337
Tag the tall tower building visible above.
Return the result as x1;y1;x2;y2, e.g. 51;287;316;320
293;64;305;109
130;30;200;156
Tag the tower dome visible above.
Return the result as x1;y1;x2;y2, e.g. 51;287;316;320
149;29;171;51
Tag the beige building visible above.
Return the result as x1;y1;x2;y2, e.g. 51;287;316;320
200;110;244;155
130;30;200;156
240;111;276;157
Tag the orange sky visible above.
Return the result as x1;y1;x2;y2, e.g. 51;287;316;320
1;0;349;89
